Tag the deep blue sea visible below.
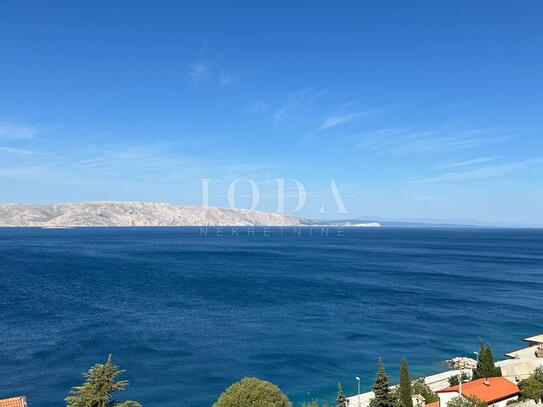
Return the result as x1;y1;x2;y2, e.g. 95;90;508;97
1;227;542;406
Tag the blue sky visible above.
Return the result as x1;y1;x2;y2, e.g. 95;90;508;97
1;1;542;223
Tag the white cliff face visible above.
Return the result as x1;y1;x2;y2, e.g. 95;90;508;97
0;201;313;227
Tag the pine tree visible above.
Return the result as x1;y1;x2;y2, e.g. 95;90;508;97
336;382;349;407
65;355;141;407
399;359;413;407
473;341;502;379
369;359;397;407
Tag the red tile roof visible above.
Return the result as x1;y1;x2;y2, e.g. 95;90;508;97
0;397;27;407
438;377;519;403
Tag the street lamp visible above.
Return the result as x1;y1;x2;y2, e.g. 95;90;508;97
355;377;361;407
474;351;479;362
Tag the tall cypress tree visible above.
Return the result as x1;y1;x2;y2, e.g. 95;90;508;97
336;382;348;407
399;358;413;407
369;359;397;407
473;341;502;379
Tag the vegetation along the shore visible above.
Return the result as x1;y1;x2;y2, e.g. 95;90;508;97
61;339;543;407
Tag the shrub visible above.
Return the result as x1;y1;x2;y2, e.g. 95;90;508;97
447;395;487;407
212;377;292;407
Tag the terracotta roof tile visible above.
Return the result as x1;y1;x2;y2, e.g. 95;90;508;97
438;377;519;403
0;397;27;407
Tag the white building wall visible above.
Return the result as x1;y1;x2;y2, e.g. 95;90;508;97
437;391;460;407
490;396;518;407
438;394;518;407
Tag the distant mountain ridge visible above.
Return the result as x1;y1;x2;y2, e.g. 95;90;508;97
0;201;315;227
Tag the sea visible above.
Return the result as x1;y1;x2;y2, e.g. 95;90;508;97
1;227;542;406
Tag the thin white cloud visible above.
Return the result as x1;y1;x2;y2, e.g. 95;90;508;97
272;89;327;124
0;146;37;156
218;70;238;86
416;158;543;183
442;156;500;169
0;122;37;140
319;110;375;130
187;61;212;84
187;41;212;84
349;126;506;156
250;100;267;113
187;41;238;88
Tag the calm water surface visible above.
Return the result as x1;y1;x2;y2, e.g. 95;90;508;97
1;227;542;406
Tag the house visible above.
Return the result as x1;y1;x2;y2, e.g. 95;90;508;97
425;369;473;392
0;396;28;407
523;335;543;358
506;333;543;360
496;358;543;383
437;377;519;407
523;334;543;347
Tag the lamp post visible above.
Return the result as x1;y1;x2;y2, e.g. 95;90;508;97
356;376;361;407
474;351;479;362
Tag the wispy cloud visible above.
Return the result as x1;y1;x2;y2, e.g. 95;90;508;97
416;158;543;183
272;89;326;124
250;100;267;113
442;156;500;169
319;109;375;130
187;41;237;87
348;125;506;156
0;121;37;140
0;146;37;156
218;70;238;86
187;40;211;85
187;61;212;84
0;138;275;199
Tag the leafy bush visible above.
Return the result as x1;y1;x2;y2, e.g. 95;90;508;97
519;367;543;403
447;395;487;407
212;377;292;407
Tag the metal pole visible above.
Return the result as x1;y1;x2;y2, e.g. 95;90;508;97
356;376;361;407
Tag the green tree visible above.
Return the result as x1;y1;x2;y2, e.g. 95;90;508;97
518;366;543;402
447;396;487;407
212;377;292;407
65;355;141;407
336;383;348;407
532;366;543;384
369;359;397;407
448;372;470;386
519;377;543;402
473;341;502;379
399;359;413;407
411;378;438;403
301;401;330;407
